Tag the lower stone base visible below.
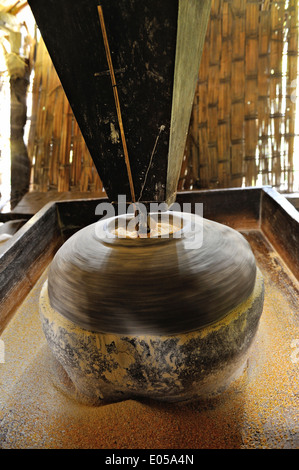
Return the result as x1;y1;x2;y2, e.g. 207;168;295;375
39;269;264;405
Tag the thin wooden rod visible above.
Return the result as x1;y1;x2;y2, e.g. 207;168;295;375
97;5;136;204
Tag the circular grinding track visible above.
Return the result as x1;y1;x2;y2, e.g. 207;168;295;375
47;212;258;335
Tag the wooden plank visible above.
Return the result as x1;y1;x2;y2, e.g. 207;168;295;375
176;187;262;230
9;191;106;216
261;187;299;279
166;0;211;204
0;203;62;332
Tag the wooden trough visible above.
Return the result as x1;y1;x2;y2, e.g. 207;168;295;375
0;186;298;448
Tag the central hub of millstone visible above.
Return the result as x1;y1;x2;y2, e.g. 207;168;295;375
39;212;264;405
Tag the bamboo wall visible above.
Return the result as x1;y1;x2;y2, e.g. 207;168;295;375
27;38;104;193
179;0;299;193
27;0;299;194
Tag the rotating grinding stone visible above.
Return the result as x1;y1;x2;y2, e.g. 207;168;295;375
47;213;257;335
39;212;264;404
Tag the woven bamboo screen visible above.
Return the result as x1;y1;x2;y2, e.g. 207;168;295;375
180;0;299;193
27;37;104;193
28;0;299;194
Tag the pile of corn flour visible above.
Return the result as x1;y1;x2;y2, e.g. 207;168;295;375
112;219;180;239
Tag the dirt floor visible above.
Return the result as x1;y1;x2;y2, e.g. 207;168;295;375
0;230;298;449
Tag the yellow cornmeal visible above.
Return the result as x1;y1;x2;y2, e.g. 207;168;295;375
112;221;180;239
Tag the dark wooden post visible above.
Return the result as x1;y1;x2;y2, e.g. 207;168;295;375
2;22;31;209
10;61;31;209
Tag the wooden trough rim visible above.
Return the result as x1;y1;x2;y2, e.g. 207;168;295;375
0;186;298;335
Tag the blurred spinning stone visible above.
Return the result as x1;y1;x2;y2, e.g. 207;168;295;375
39;212;264;404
